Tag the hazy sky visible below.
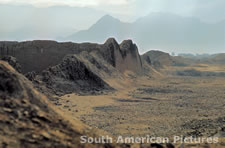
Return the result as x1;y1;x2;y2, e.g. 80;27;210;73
0;0;224;54
1;0;225;23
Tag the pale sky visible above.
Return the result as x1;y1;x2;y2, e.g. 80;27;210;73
0;0;224;54
0;0;225;23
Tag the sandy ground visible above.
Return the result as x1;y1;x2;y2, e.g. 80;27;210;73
54;65;225;141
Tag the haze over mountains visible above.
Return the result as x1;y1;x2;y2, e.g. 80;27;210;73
1;4;225;54
0;5;104;40
65;13;225;53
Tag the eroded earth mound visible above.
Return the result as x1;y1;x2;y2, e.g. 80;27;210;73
0;61;124;148
38;54;113;95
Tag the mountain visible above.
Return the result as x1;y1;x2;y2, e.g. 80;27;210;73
66;13;225;53
132;13;224;51
66;15;132;43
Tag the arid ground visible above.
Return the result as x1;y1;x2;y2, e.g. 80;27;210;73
1;40;225;147
56;64;225;140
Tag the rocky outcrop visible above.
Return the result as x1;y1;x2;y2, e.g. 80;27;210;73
0;61;122;148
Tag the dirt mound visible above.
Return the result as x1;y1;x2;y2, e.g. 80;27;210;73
1;56;22;73
0;40;99;73
142;50;174;68
75;50;122;79
0;60;125;148
36;55;113;96
119;40;143;73
0;39;143;74
101;38;143;73
0;38;144;95
142;50;192;68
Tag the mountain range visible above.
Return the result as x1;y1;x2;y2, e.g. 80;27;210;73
65;13;225;53
1;4;225;54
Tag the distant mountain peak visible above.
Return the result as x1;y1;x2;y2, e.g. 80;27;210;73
66;12;225;52
88;14;121;31
97;14;121;24
101;14;116;19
